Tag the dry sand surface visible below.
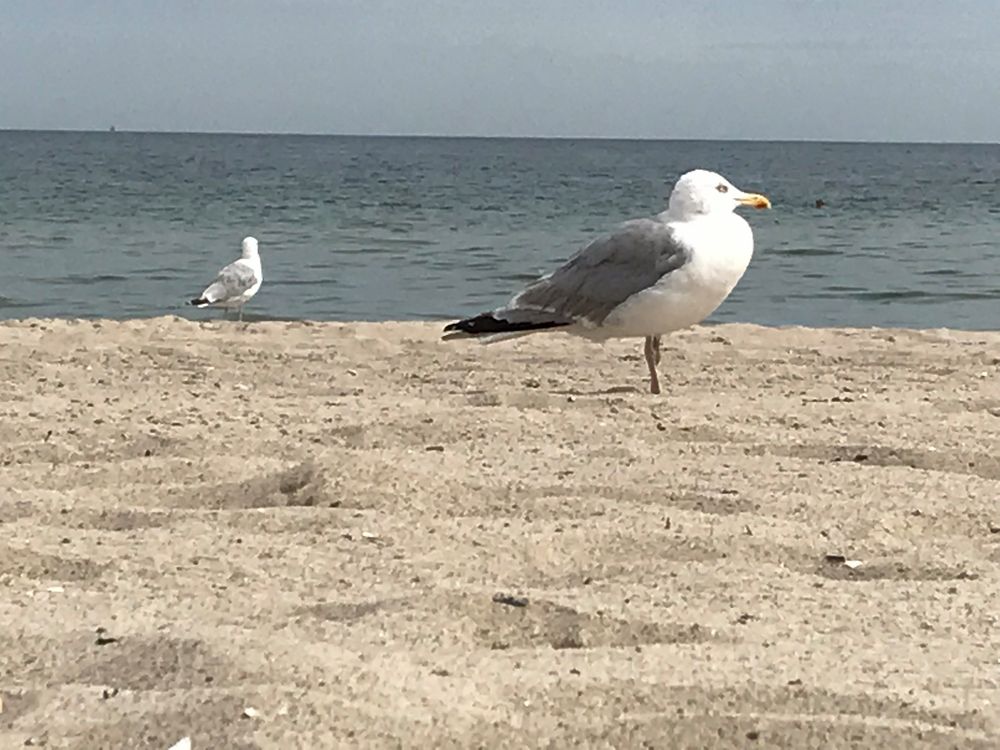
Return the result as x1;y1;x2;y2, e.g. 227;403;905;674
1;317;999;749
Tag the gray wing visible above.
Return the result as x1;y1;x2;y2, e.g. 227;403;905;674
201;260;258;303
510;219;690;326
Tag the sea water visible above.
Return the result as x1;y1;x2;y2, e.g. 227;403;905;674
2;131;999;329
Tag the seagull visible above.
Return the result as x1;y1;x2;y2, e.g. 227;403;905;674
443;170;771;394
190;236;263;322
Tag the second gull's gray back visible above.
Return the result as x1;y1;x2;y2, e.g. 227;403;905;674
205;261;259;303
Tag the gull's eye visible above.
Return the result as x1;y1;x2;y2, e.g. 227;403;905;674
716;184;729;193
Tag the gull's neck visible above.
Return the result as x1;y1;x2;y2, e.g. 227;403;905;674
658;206;735;224
659;206;700;223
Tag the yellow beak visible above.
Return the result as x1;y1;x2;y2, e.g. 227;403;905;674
738;193;772;209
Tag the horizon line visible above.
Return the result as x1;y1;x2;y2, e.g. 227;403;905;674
1;127;998;146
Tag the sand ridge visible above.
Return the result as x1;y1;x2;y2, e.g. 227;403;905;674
0;317;998;748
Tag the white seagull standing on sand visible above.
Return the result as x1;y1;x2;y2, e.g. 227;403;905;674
190;236;263;322
443;170;771;394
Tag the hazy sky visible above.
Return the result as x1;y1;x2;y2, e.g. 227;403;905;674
3;0;998;141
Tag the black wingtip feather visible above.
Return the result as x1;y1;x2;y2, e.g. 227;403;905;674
443;313;568;336
190;297;207;307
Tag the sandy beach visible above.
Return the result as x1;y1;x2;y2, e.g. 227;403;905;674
1;317;998;748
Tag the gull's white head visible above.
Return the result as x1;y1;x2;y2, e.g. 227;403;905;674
241;236;259;259
667;169;771;219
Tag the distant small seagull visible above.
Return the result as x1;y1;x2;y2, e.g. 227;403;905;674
190;236;263;322
443;170;771;394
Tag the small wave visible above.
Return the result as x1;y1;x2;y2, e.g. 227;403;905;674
851;289;1000;303
333;234;437;248
302;295;345;305
0;297;46;310
772;247;841;257
502;271;546;283
270;279;334;288
27;273;130;285
918;268;969;277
